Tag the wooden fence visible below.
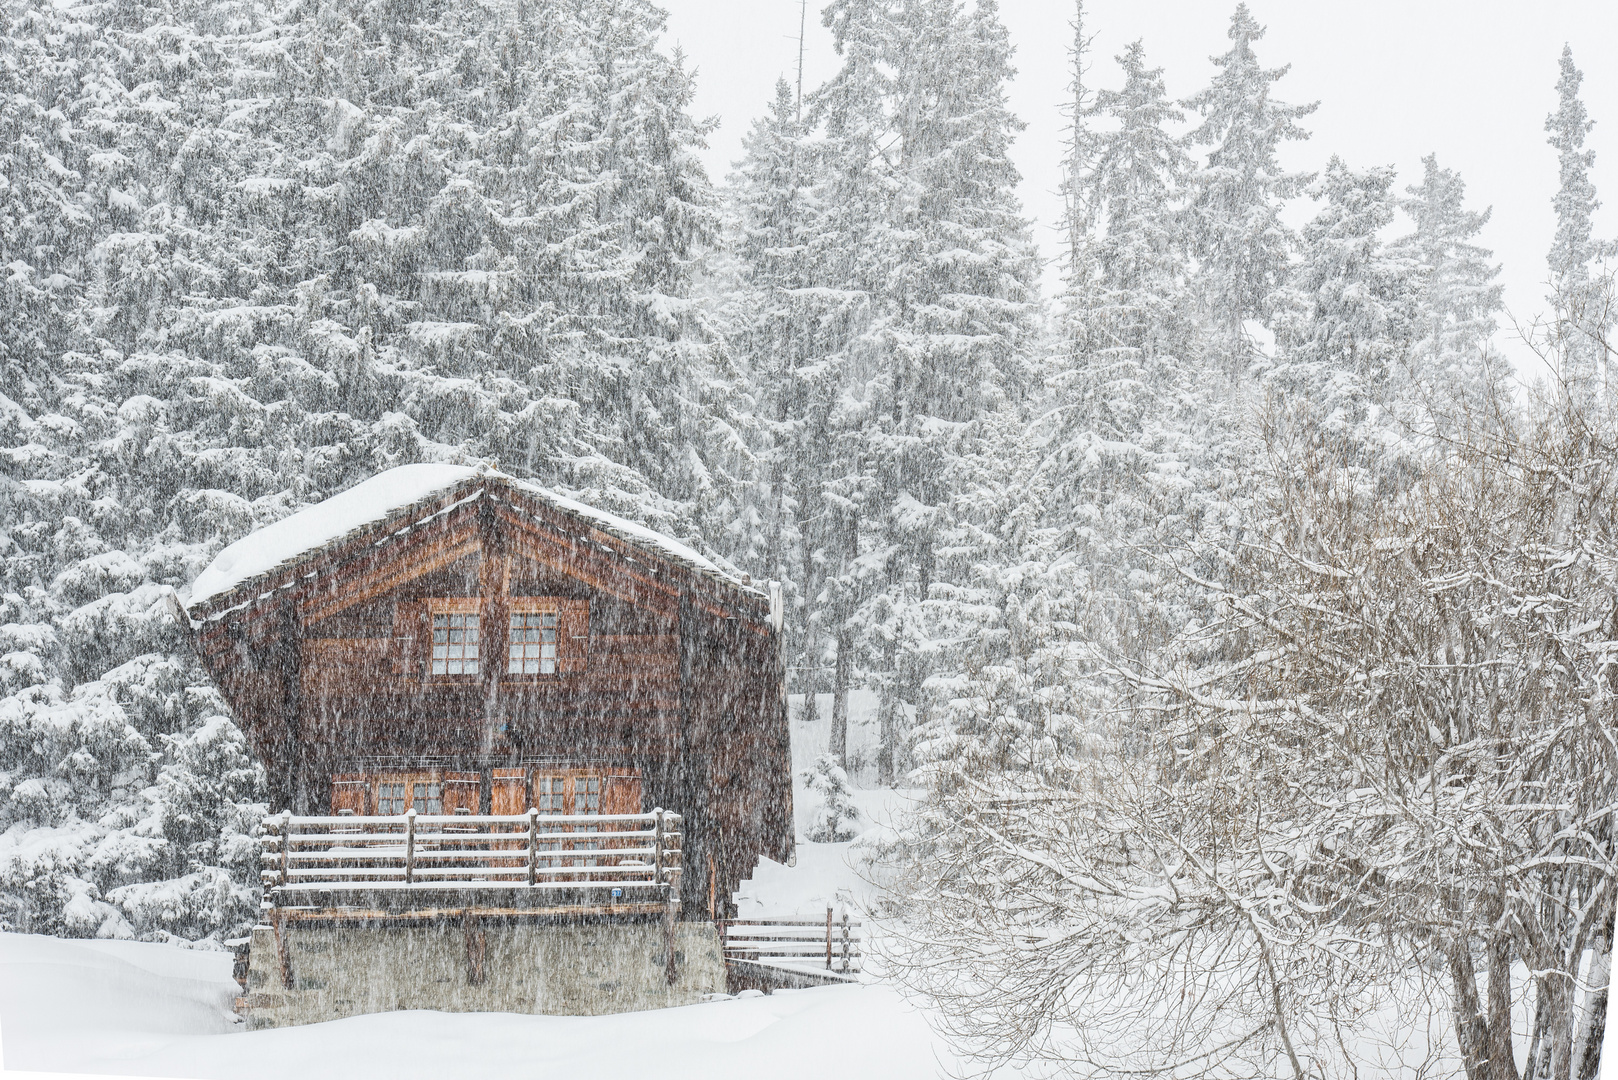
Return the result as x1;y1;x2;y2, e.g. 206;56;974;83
721;907;862;977
259;808;682;912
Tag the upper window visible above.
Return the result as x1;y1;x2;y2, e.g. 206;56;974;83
430;610;480;676
509;610;559;674
506;598;587;675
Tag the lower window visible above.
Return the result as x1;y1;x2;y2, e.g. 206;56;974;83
377;781;442;815
329;772;478;815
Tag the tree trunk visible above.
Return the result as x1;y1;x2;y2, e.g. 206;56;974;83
877;632;897;786
1529;974;1576;1080
830;622;850;768
1452;939;1490;1080
1487;935;1523;1080
1574;918;1613;1080
1574;942;1610;1080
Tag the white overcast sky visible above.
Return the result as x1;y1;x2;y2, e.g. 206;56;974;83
657;0;1617;383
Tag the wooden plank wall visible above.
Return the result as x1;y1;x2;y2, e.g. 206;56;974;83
191;483;792;911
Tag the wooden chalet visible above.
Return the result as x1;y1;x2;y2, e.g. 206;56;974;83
180;464;793;924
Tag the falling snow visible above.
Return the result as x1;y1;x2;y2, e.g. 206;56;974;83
1;0;1616;1076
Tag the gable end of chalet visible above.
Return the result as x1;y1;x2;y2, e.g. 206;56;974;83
179;466;793;918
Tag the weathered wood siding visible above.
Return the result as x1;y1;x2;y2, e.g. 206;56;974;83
189;478;791;918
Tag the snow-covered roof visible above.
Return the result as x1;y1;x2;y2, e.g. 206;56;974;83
186;463;749;612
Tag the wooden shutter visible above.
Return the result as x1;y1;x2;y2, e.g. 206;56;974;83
330;775;371;815
601;772;642;816
601;772;642;860
392;601;427;676
443;772;481;814
557;599;589;673
490;769;528;815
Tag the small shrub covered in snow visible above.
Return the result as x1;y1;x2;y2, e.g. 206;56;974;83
802;755;865;843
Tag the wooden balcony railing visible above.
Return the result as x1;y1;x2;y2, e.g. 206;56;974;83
258;808;682;915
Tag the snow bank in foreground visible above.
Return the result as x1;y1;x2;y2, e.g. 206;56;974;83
0;932;949;1080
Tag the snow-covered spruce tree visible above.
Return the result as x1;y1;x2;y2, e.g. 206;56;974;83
1182;4;1316;376
0;0;742;941
1072;39;1195;423
221;0;743;537
801;754;864;843
1393;153;1507;430
918;28;1210;813
1269;156;1415;424
721;76;865;710
0;0;271;942
1542;46;1614;408
803;0;1042;781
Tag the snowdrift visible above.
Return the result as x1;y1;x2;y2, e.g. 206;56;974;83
0;932;944;1080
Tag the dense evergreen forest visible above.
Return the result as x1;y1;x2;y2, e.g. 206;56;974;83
1;0;1614;1075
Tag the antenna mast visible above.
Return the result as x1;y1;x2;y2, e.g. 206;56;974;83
796;0;807;123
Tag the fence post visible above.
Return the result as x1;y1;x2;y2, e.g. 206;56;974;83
278;812;290;889
841;909;851;973
653;808;664;887
272;907;294;990
527;807;539;887
404;807;416;885
664;881;679;985
826;905;833;970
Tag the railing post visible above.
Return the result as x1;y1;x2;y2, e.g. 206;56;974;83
653;808;664;887
278;812;290;890
527;807;538;887
404;808;416;885
826;905;833;970
664;881;678;985
272;907;294;990
841;910;851;973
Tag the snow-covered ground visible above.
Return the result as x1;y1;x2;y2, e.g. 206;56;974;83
0;932;952;1080
0;748;939;1080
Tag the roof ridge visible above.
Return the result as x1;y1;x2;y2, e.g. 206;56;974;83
185;464;762;620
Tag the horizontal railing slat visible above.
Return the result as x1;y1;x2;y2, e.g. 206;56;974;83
724;919;861;927
274;879;675;894
264;846;662;863
263;812;679;829
265;836;677;850
271;866;665;882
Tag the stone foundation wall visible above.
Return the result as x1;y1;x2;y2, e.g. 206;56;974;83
243;918;725;1028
